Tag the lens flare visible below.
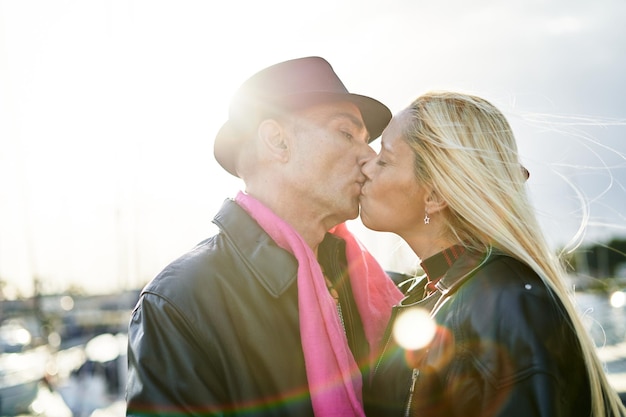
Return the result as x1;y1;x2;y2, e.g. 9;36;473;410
392;307;436;350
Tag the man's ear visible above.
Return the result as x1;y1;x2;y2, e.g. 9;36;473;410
424;189;448;214
257;119;289;163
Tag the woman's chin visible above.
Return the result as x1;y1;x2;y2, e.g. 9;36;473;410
358;210;380;231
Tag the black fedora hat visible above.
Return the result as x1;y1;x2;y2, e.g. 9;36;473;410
213;56;392;177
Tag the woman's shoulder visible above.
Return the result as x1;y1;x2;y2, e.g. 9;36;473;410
451;254;584;388
455;252;573;347
469;252;547;294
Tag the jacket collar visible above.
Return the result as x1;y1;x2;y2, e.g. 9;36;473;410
212;198;299;298
434;246;496;296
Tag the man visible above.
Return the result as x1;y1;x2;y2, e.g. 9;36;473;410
126;57;403;416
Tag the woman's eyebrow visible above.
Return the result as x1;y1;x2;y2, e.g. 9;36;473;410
381;140;395;155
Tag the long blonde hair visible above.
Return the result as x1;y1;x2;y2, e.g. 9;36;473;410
403;91;625;417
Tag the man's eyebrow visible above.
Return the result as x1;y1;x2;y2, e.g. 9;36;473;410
330;112;366;131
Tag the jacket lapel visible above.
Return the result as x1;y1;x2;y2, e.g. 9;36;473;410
213;199;298;298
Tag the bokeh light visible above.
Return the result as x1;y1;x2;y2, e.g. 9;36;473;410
609;291;626;308
392;307;436;351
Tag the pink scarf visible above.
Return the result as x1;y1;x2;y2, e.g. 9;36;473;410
235;192;403;416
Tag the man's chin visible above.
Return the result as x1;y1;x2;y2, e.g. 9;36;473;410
339;206;360;224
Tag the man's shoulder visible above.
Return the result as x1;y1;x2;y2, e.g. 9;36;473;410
143;198;256;297
142;235;224;297
142;197;299;301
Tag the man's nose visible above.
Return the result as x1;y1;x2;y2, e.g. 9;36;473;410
358;144;376;166
360;153;376;179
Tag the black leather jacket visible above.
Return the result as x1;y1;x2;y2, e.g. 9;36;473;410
368;248;592;417
126;199;370;416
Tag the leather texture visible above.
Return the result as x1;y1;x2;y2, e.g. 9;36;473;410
368;249;592;417
126;199;369;416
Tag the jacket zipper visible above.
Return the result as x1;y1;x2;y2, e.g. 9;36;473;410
403;368;419;417
372;306;420;417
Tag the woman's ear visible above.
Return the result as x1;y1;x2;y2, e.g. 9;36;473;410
257;119;289;163
424;189;448;214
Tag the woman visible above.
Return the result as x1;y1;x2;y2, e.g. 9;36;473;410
361;91;626;417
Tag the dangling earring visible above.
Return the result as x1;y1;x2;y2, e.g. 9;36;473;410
424;210;430;225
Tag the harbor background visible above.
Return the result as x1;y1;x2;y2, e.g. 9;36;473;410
2;275;625;416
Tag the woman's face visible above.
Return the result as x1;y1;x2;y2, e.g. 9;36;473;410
360;110;428;237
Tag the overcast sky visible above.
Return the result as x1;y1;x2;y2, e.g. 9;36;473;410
1;0;625;297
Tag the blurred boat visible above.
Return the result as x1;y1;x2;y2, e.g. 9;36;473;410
0;320;50;415
56;333;127;417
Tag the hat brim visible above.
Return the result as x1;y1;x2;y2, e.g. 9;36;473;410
214;91;391;177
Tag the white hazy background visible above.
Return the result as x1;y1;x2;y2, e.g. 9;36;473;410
1;0;625;297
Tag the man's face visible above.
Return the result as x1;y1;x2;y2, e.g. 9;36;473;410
284;101;375;225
